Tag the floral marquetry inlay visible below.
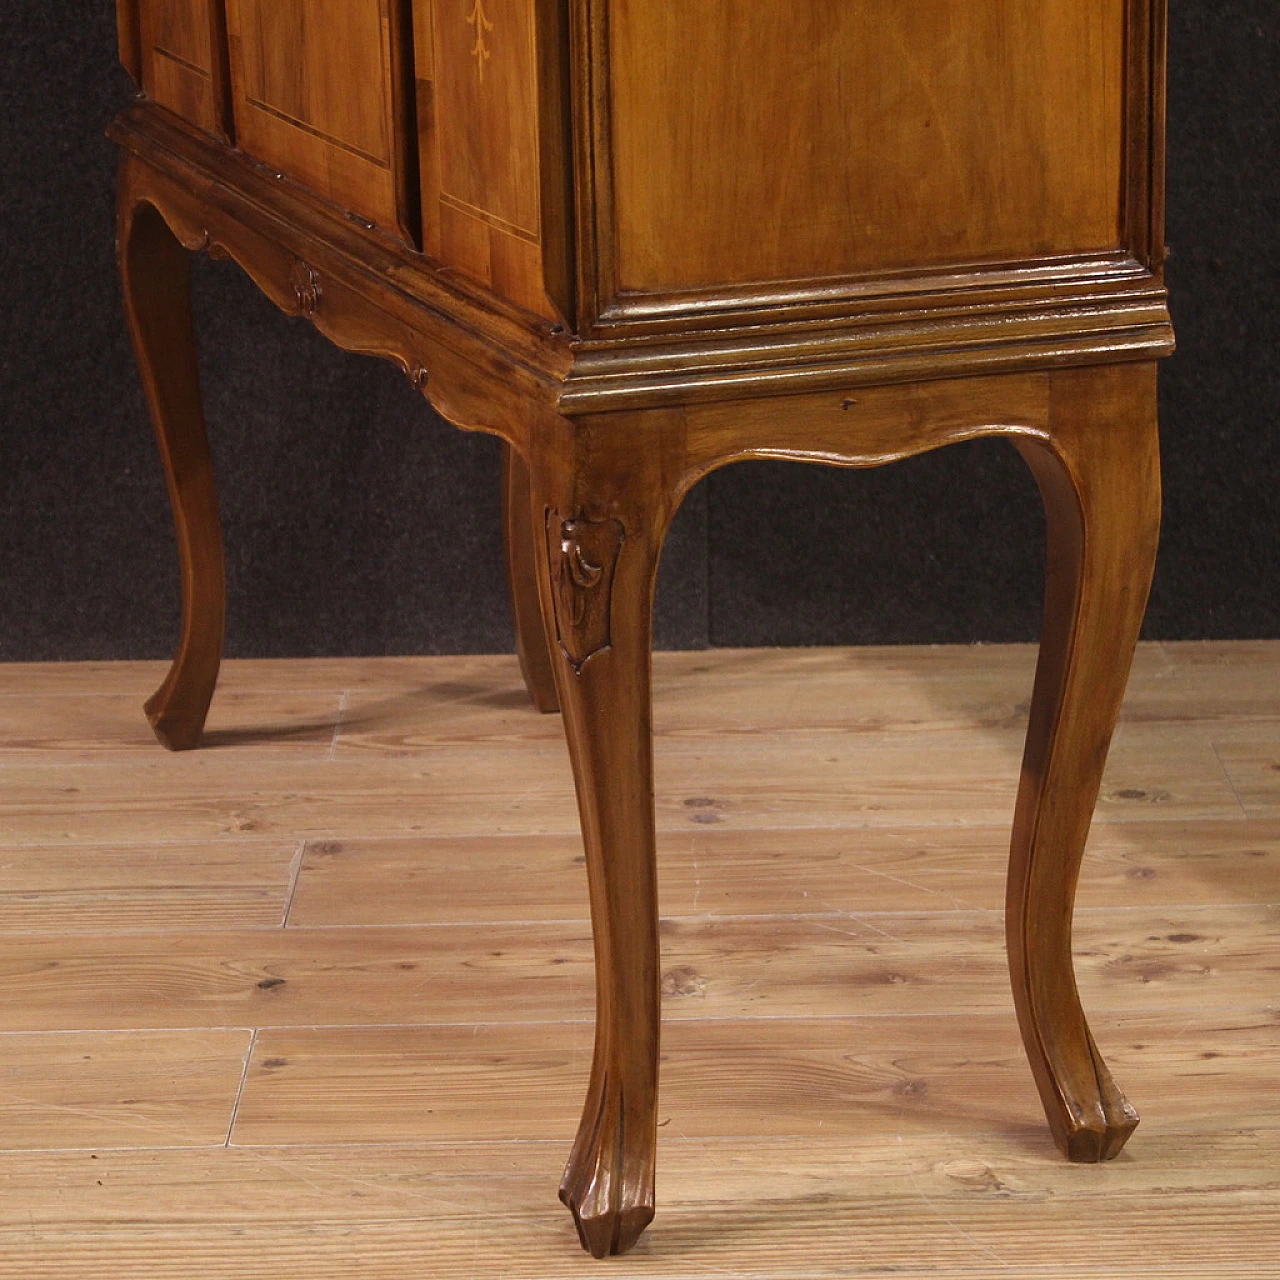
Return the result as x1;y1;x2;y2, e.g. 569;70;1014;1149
466;0;494;82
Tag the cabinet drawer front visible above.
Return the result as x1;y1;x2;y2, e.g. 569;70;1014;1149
605;0;1128;296
225;0;414;241
136;0;230;137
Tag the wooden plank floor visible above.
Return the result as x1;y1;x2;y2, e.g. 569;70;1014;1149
0;642;1277;1278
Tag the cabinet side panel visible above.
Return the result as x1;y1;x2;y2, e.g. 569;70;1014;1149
607;0;1126;294
137;0;227;136
416;0;559;319
118;0;143;84
225;0;409;239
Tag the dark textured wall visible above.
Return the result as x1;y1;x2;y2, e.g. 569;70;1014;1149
1;3;1276;663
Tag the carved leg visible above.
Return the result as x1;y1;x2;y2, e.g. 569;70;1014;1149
530;435;676;1257
1008;364;1161;1162
118;182;225;751
501;443;559;713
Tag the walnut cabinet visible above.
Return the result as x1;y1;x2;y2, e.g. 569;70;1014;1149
113;0;1173;1257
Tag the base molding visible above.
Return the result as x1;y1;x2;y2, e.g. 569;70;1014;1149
111;101;1173;422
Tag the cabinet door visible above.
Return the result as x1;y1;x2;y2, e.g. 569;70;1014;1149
224;0;416;242
134;0;231;138
414;0;567;320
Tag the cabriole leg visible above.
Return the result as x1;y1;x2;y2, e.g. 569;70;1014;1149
1009;363;1162;1161
530;429;678;1256
118;177;225;751
502;442;559;713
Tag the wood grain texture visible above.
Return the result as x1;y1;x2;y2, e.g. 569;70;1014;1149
231;1009;1280;1147
1211;730;1280;817
281;819;1280;927
0;840;297;933
107;97;1172;419
4;641;1271;706
3;904;1275;1032
41;642;1251;755
0;690;342;761
608;0;1125;291
0;1196;1274;1279
0;721;1241;847
2;645;1277;1275
415;0;567;318
530;433;682;1253
136;0;231;138
522;365;1166;1244
115;6;1171;406
5;1129;1279;1226
0;1030;251;1149
224;0;416;240
565;0;1170;342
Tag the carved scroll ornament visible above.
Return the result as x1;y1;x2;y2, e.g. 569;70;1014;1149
548;512;625;671
290;260;322;315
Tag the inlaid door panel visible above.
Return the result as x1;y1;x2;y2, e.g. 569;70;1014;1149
224;0;415;242
134;0;230;138
414;0;564;320
604;0;1127;298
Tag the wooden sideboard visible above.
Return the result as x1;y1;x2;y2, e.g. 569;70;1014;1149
112;0;1173;1257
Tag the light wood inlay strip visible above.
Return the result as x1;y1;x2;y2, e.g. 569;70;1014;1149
438;191;540;243
153;46;210;79
243;97;392;168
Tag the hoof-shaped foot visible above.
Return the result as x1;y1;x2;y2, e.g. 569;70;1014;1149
559;1081;656;1257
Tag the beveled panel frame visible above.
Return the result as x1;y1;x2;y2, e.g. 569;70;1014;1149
569;0;1169;340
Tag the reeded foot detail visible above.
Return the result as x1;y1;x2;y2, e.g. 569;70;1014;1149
1051;1034;1139;1163
559;1077;656;1258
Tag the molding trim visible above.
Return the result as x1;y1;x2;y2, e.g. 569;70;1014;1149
111;104;569;449
563;256;1173;410
111;98;1172;422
